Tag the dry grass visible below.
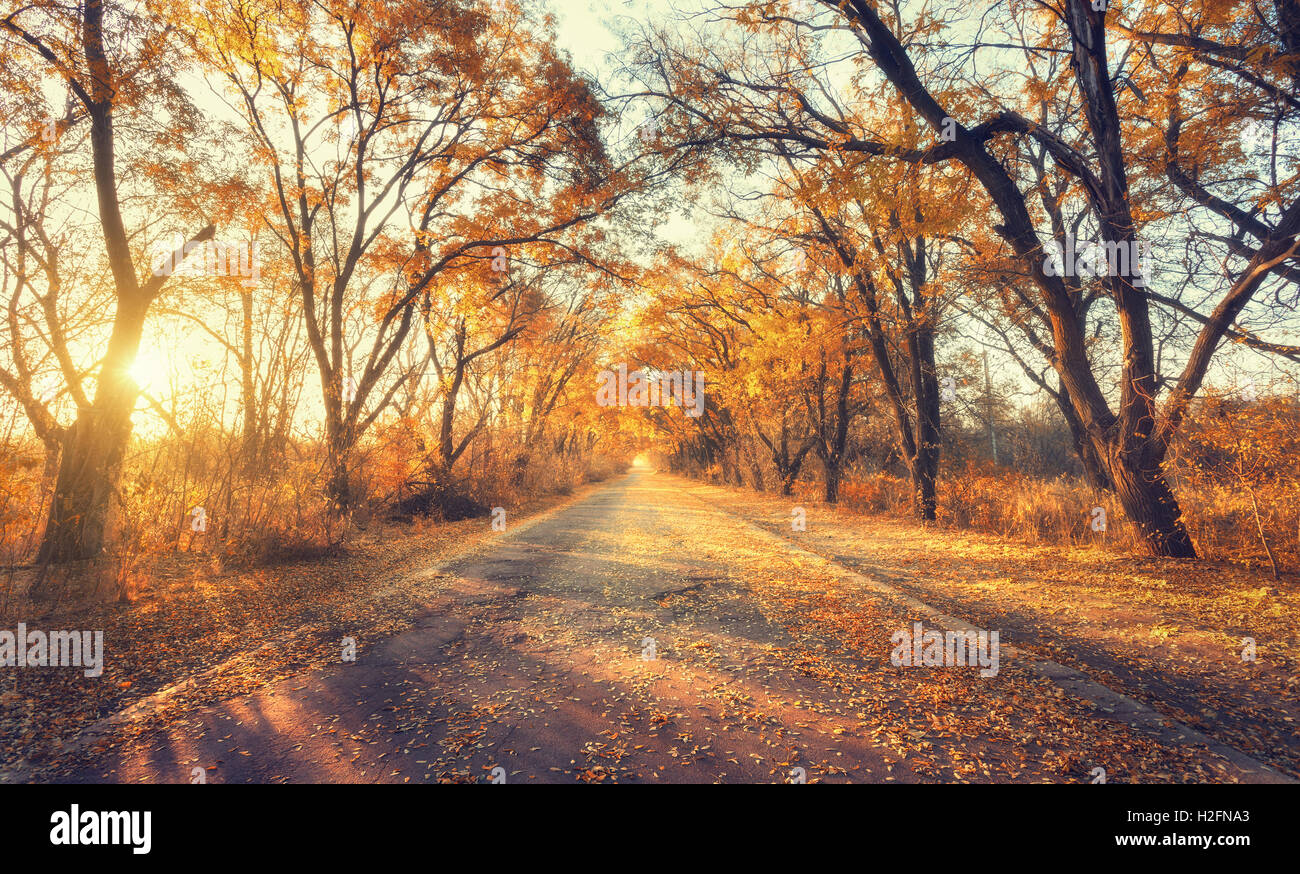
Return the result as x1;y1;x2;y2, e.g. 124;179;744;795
0;418;625;607
797;461;1299;572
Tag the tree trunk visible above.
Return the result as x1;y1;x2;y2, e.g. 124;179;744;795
741;440;765;491
911;323;941;521
37;301;145;563
1054;382;1113;491
830;0;1201;557
1105;450;1196;557
758;420;813;496
325;427;353;512
41;439;61;488
239;286;261;471
718;449;736;485
912;448;938;521
511;452;529;488
32;0;214;570
823;457;842;503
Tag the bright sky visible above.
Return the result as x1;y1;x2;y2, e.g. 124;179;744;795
550;0;718;253
550;0;633;72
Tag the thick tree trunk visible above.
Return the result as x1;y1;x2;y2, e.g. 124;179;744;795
911;450;938;521
741;441;765;491
37;303;145;563
823;457;842;503
1105;450;1196;557
33;2;143;566
38;418;125;563
1075;430;1114;492
705;435;732;484
911;325;941;522
437;396;457;472
1054;382;1113;491
32;0;216;571
819;356;854;505
324;432;353;511
41;439;61;488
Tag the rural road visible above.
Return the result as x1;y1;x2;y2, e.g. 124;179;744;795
57;470;1291;783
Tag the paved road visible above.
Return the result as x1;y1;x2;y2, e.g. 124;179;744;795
57;471;1286;783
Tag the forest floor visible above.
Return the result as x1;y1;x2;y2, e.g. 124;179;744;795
3;469;1294;783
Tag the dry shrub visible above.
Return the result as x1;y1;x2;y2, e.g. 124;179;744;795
935;463;1118;545
107;427;337;571
481;447;622;505
0;439;48;558
838;472;913;515
824;457;1296;571
825;463;1118;547
0;382;626;609
1170;393;1300;572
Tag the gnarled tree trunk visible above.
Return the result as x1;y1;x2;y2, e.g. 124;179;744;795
1104;447;1195;557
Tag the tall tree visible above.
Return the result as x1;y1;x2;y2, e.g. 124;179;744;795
3;0;216;566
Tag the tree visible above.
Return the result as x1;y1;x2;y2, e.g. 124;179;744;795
788;148;953;519
192;0;622;510
2;0;217;566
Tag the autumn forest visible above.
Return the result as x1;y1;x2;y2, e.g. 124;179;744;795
0;0;1297;800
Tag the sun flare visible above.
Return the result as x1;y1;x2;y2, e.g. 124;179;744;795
127;347;171;394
